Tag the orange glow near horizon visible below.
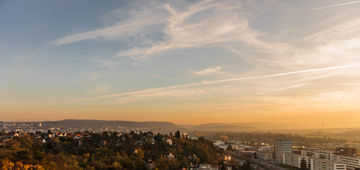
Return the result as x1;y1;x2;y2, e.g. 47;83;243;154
2;0;360;130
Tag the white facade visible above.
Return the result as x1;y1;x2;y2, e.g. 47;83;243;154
283;152;310;169
333;164;346;170
330;154;360;170
311;158;347;170
302;150;360;170
281;154;347;170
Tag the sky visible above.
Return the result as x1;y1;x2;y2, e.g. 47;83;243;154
1;0;360;128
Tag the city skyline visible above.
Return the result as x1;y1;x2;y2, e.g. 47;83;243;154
1;0;360;128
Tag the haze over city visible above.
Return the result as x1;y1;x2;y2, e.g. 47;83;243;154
2;0;360;129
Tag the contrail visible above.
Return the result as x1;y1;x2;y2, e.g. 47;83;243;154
72;63;360;102
312;0;360;10
197;63;360;85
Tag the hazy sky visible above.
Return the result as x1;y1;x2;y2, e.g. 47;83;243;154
1;0;360;128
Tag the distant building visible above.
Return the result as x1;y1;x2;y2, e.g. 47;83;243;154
283;152;311;169
281;150;349;170
165;152;175;159
275;140;292;164
330;154;360;170
299;149;360;170
256;151;273;161
224;155;231;161
256;145;273;161
311;158;346;170
335;147;357;157
214;141;229;150
333;164;347;170
166;138;173;145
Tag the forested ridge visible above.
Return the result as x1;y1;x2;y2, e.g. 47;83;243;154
0;130;248;170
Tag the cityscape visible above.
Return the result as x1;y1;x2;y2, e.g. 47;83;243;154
0;120;359;169
2;0;360;169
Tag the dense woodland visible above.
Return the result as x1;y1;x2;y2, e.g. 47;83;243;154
0;131;251;170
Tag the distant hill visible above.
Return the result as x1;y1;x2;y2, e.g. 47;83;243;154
38;120;311;132
188;122;280;132
6;119;360;135
41;119;178;131
37;120;360;140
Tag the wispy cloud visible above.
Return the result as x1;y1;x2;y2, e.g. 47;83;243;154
91;73;100;80
95;85;110;93
53;3;169;46
54;0;273;63
117;0;271;60
311;0;360;10
72;63;360;102
192;66;222;76
56;0;360;113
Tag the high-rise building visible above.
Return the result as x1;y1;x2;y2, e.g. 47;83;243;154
275;140;292;164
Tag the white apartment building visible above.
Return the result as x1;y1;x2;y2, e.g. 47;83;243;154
283;152;311;169
274;140;360;170
310;158;347;170
301;150;360;170
330;154;360;170
333;164;347;170
282;152;347;170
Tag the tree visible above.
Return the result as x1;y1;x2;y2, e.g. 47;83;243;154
226;144;232;151
175;131;181;139
1;159;14;170
0;131;225;169
300;158;308;170
240;161;253;170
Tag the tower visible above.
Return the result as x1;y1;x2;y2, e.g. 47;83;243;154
275;140;292;164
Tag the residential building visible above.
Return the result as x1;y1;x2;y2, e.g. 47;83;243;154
283;152;311;169
330;154;360;170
